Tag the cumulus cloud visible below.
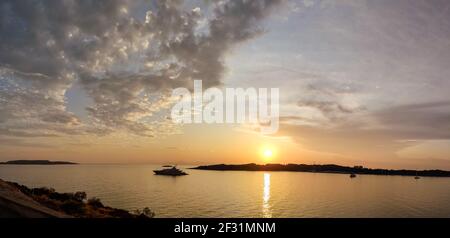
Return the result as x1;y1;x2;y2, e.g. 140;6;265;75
0;0;284;139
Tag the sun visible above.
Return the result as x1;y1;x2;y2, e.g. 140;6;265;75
260;146;276;162
263;149;273;158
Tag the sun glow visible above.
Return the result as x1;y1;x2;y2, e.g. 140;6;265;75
260;146;276;162
264;149;273;158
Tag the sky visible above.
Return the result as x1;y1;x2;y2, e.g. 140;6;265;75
1;0;450;169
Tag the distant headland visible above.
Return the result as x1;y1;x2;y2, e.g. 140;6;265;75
191;163;450;177
0;160;78;165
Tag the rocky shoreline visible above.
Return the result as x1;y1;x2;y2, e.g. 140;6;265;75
0;179;154;218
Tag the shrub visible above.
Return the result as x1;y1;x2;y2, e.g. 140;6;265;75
6;181;156;218
134;207;155;218
31;187;55;196
87;197;104;208
60;200;84;215
73;191;87;202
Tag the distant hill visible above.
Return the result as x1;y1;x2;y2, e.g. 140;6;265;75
191;163;450;177
0;160;77;165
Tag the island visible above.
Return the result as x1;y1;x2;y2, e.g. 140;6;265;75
191;163;450;177
0;160;78;165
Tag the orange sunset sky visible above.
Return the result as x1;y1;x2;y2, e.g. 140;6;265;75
1;0;450;170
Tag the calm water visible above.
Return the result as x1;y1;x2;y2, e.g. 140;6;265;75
1;164;449;218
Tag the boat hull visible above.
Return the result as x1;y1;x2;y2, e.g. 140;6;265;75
153;170;188;176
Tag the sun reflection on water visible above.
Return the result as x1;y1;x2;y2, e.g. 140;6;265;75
262;173;272;218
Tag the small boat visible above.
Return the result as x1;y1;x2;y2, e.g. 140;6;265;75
153;166;188;176
414;172;420;179
350;173;357;178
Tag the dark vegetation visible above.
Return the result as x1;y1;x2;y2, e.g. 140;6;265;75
6;181;154;218
192;163;450;177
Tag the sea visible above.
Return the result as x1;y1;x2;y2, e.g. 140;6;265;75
1;164;449;217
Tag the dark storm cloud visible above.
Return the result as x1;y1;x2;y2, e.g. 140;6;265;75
0;0;284;138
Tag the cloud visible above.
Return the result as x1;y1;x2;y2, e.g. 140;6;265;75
295;81;367;121
0;0;284;140
0;138;55;148
373;101;450;140
266;0;450;166
0;128;58;138
0;68;83;138
297;100;358;115
278;100;450;165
